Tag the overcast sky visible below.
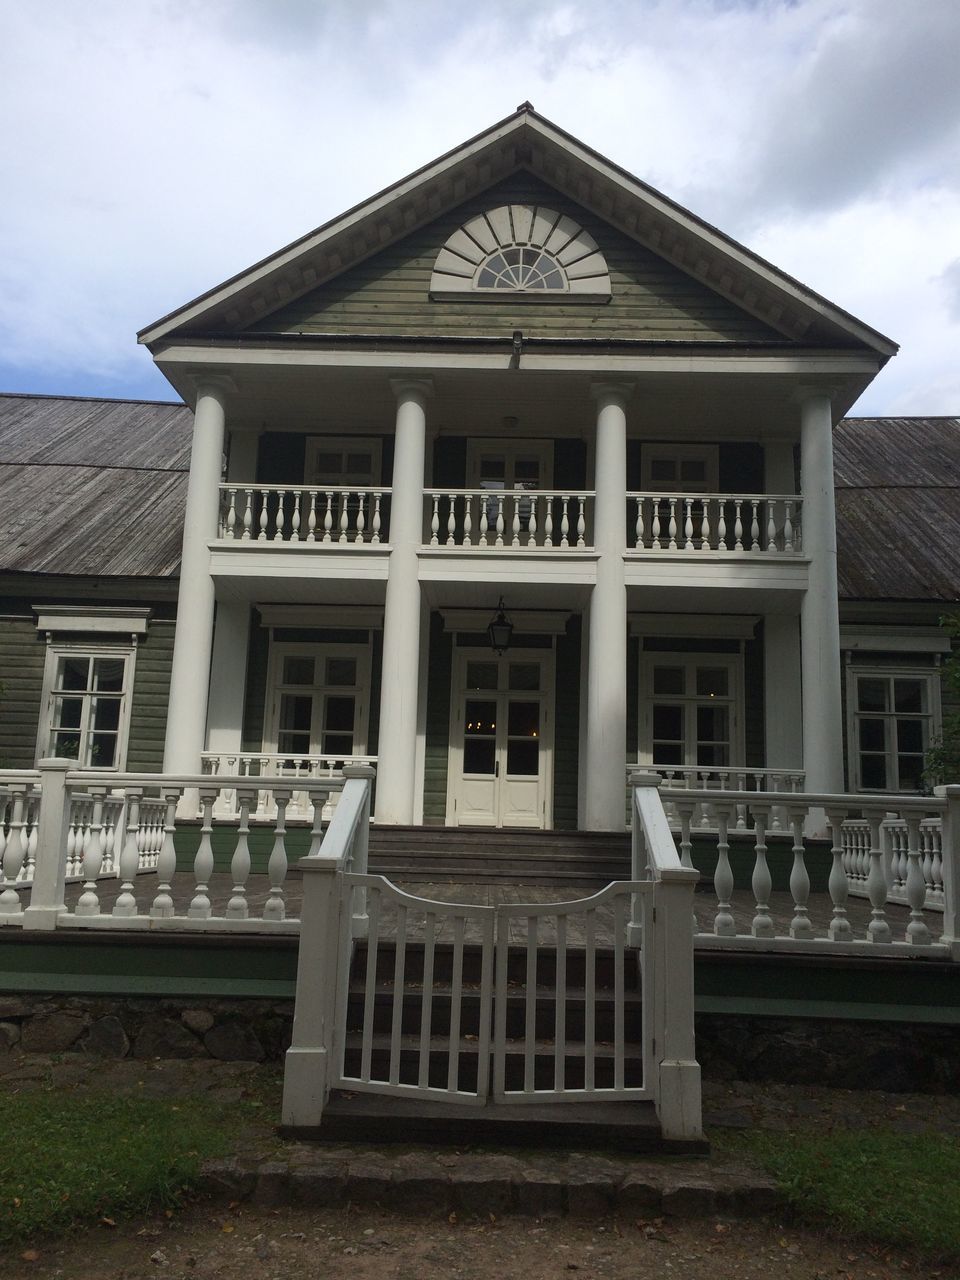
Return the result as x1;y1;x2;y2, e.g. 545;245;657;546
2;0;958;416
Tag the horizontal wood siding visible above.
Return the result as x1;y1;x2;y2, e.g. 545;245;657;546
250;174;782;344
553;619;580;829
0;618;45;767
744;633;764;767
423;613;452;824
127;621;175;772
242;615;270;753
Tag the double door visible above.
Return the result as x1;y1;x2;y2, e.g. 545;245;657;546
447;650;553;828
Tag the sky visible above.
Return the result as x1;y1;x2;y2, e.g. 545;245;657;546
1;0;959;416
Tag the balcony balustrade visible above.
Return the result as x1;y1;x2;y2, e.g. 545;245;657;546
424;489;592;550
218;485;390;545
629;493;802;554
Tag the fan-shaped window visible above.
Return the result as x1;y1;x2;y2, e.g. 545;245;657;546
430;204;611;300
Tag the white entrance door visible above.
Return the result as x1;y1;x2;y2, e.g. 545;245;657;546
447;651;553;828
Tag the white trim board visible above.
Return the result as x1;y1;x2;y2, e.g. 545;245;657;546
840;626;951;654
440;609;572;636
34;606;150;637
629;614;759;640
258;605;384;629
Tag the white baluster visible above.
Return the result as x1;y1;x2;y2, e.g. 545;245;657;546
783;500;794;552
263;789;290;921
446;495;457;546
462;495;472;547
826;809;852;941
559;496;569;548
187;789;217;919
767;501;777;552
668;497;678;550
635;497;644;549
306;491;317;542
273;489;285;541
290;491;302;542
921;823;934;898
479;497;489;546
651;501;661;550
576;496;585;548
226;789;254;918
750;499;760;551
338;493;349;543
734;500;743;551
75;791;105;916
717;501;727;551
0;790;27;911
430;493;440;545
355;492;366;544
112;789;142;917
543;497;553;547
241;489;253;540
527;497;537;547
684;499;694;549
322;492;334;542
258;489;269;541
865;809;892;943
904;813;932;945
151;788;181;919
713;804;736;936
371;492;382;544
787;807;812;938
225;488;237;538
700;501;711;551
750;805;774;938
511;496;521;547
495;495;505;547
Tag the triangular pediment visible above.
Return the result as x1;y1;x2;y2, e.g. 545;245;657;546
139;107;896;359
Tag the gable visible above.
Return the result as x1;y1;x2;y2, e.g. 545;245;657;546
246;174;787;346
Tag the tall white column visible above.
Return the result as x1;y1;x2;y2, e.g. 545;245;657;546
799;391;844;794
206;601;252;761
375;380;430;824
163;381;228;775
584;383;631;831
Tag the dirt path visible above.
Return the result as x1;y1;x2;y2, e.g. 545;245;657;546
3;1202;948;1280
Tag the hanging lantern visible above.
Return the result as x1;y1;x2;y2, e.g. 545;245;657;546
486;596;514;655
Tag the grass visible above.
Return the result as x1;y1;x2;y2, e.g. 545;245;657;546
0;1081;274;1248
715;1126;960;1259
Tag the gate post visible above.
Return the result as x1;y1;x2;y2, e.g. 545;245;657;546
281;854;342;1130
22;759;72;931
654;866;703;1142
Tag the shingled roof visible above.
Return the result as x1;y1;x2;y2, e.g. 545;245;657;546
1;395;957;602
0;394;191;578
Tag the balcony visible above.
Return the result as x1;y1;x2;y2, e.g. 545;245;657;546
218;485;390;544
628;493;802;555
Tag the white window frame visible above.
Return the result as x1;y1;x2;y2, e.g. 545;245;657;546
466;439;553;490
639;651;743;770
640;444;719;493
304;436;382;487
37;644;136;771
846;665;941;794
264;642;371;762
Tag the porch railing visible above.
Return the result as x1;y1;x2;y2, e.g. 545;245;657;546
217;485;390;545
648;776;959;957
424;489;593;549
200;752;377;820
627;493;802;554
841;815;944;913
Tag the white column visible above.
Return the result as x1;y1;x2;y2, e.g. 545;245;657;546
375;380;430;824
764;615;803;771
584;383;630;831
163;381;228;775
799;391;844;794
205;601;251;761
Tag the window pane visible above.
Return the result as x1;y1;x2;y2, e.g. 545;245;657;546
655;743;684;765
282;657;314;685
696;667;728;698
894;680;925;714
466;662;498;691
90;696;121;732
465;700;497;736
697;705;729;744
464;738;496;775
649;458;676;484
652;667;684;696
479;457;506;484
279;695;312;733
51;731;81;760
53;695;83;730
514;459;540;484
57;656;90;692
896;719;924;754
860;754;887;789
278;731;311;756
323;734;354;757
858;718;886;751
697;741;729;767
507;700;539;738
507;739;539;776
897;755;925;790
653;705;683;741
325;658;357;687
88;733;118;768
314;451;341;477
324;696;355;733
508;663;539;691
93;658;124;692
680;459;707;484
857;679;888;713
346;453;373;475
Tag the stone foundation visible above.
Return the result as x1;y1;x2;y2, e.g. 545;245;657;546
1;994;957;1094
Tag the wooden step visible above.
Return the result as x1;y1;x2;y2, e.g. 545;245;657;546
367;826;631;883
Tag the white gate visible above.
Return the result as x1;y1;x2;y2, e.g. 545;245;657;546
331;873;651;1107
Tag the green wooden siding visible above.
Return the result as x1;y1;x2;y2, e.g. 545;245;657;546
241;612;270;753
423;613;453;824
250;173;783;344
553;618;581;829
127;620;175;772
0;618;46;768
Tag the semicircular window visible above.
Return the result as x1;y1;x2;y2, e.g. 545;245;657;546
430;205;611;299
